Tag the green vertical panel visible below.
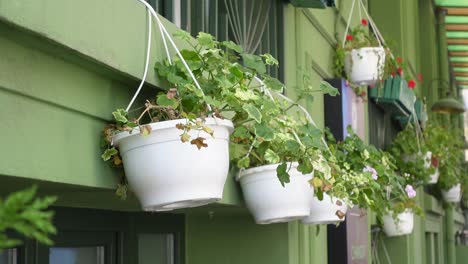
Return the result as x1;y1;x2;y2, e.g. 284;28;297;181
309;225;328;264
456;246;468;264
185;211;290;264
370;0;403;55
418;0;439;109
288;221;300;264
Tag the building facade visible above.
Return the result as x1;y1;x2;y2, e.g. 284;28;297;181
0;0;467;263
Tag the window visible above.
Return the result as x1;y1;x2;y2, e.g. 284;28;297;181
49;247;105;264
8;207;184;264
0;248;17;264
148;0;284;80
138;234;174;264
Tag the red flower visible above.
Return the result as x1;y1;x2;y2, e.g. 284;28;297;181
346;35;353;41
417;73;423;83
396;57;403;64
370;83;376;88
361;19;368;26
397;67;403;75
408;80;416;89
360;91;367;97
391;72;396;77
431;156;439;168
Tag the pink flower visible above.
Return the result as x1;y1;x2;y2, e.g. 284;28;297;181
417;73;423;83
405;185;416;198
363;166;378;180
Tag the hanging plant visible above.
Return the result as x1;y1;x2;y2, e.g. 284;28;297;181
326;127;421;218
390;123;435;186
333;0;392;98
101;27;339;213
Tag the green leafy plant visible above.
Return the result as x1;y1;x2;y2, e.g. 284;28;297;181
390;123;434;187
333;19;390;97
325;127;421;220
422;121;465;192
0;186;57;249
101;30;339;197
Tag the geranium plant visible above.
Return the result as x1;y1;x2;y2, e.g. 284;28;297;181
333;18;390;97
325;127;421;220
390;123;434;186
101;30;338;199
434;127;464;191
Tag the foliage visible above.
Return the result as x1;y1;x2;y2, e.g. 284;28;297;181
0;186;56;249
390;123;434;187
101;30;338;196
421;121;464;191
325;127;421;220
333;19;391;97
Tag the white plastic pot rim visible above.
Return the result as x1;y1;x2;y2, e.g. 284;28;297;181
113;117;234;146
236;162;300;181
347;46;385;54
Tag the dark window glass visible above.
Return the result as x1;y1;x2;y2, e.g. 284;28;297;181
49;247;105;264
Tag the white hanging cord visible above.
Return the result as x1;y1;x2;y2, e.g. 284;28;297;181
125;8;152;112
253;76;332;154
158;22;172;65
342;0;357;46
357;0;382;47
130;0;213;113
358;0;362;20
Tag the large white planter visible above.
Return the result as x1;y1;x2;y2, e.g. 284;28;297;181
382;210;414;237
344;47;386;86
302;193;348;225
113;118;234;211
442;184;461;203
238;163;313;224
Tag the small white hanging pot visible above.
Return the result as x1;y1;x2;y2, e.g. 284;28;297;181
301;193;348;225
238;163;313;224
344;47;386;86
382;210;414;237
113;118;234;211
441;184;461;203
428;168;440;184
403;151;431;169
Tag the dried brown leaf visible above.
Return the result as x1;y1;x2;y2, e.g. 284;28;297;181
336;210;345;219
191;137;208;150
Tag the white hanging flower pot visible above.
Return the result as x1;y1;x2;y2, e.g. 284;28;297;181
382;210;414;237
344;47;386;86
238;163;313;224
301;193;348;225
441;184;461;203
113;118;234;211
428;168;439;184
